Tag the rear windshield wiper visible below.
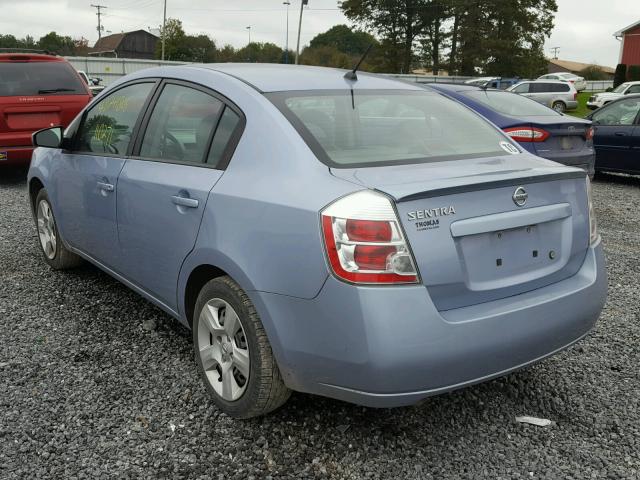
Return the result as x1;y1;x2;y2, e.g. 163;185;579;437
37;88;76;94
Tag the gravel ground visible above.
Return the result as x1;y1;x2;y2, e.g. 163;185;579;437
1;167;638;479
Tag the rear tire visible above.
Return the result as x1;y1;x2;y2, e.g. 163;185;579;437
34;189;83;270
193;276;291;419
552;101;566;113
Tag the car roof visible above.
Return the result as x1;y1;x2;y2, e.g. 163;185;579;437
186;63;425;93
428;83;485;92
0;53;65;63
519;79;570;84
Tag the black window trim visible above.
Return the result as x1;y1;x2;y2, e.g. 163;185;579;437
267;89;512;169
69;78;162;158
129;78;246;170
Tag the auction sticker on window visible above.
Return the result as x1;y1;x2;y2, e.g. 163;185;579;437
0;151;7;161
500;142;520;154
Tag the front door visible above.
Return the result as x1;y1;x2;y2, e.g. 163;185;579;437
591;97;640;172
115;82;242;310
53;81;156;269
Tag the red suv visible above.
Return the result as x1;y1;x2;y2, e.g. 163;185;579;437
0;53;92;166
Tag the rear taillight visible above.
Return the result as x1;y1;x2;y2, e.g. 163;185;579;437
574;92;578;101
321;191;418;284
585;126;595;141
503;127;551;143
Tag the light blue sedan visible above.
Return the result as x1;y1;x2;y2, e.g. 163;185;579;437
28;64;607;418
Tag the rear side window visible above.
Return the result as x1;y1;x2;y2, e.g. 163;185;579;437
269;90;513;168
512;83;530;94
140;84;224;164
464;90;560;116
0;61;86;97
207;107;241;166
75;82;154;155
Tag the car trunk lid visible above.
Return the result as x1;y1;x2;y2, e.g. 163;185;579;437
331;155;590;311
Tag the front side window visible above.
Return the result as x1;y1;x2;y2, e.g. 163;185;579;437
140;84;224;163
75;82;154;155
592;99;640;126
627;85;640;94
0;61;86;97
464;90;560;116
269;90;513;168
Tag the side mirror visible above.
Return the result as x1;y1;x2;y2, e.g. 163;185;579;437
32;127;63;148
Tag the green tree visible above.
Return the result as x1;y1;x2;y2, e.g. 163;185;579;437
628;65;640;82
309;24;378;55
38;32;76;55
300;45;353;69
341;0;429;73
235;42;283;63
579;65;608;81
155;18;187;60
614;63;627;87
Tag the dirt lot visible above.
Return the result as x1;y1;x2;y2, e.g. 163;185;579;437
1;168;638;479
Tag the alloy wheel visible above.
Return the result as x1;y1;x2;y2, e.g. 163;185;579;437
197;298;250;401
37;199;57;260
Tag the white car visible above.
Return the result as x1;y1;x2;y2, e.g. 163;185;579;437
587;81;640;110
538;73;587;92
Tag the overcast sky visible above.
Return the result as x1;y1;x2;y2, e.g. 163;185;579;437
0;0;635;68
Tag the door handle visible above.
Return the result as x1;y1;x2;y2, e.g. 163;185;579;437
171;195;199;209
615;132;627;137
97;181;114;192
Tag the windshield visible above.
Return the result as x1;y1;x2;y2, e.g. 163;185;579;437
612;83;629;94
0;62;86;97
269;90;513;168
464;90;559;116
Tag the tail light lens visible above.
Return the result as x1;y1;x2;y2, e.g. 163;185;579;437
586;126;595;141
503;127;551;142
321;190;418;284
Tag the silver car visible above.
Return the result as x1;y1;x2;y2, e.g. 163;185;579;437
508;80;578;113
538;73;587;92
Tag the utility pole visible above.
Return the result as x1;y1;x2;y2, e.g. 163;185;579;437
550;46;560;60
295;0;308;65
246;26;252;45
91;4;107;40
283;1;290;64
161;0;167;61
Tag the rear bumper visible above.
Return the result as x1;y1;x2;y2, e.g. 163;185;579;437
0;146;33;166
537;150;595;176
253;240;607;407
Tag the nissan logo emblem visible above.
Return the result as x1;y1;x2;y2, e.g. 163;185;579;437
513;187;528;207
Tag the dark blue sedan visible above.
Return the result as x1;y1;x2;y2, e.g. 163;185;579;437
426;83;595;176
586;94;640;175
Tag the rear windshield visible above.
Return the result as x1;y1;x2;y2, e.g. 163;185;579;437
269;90;513;168
464;90;559;116
0;62;86;97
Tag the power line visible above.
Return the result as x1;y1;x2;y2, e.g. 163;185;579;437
91;4;108;40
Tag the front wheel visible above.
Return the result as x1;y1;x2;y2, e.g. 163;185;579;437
552;101;567;113
193;276;290;418
34;189;83;270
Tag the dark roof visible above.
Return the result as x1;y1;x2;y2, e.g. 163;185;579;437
92;30;158;51
93;33;126;51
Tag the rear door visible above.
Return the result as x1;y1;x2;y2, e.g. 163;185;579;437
591;98;640;171
115;80;244;310
52;81;156;268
